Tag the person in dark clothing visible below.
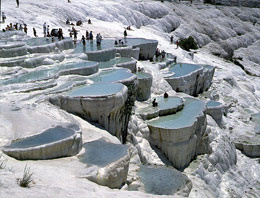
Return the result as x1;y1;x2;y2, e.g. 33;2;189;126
124;30;127;37
161;50;166;59
89;31;93;40
152;99;158;107
57;28;64;40
164;92;169;98
16;0;19;8
72;27;77;40
170;35;173;44
86;30;89;39
88;19;92;24
114;40;118;45
24;24;27;34
81;35;86;45
33;28;37;37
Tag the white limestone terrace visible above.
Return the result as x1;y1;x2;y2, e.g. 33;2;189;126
0;32;74;58
1;0;260;197
134;165;192;196
135;71;153;101
78;138;130;188
148;97;207;169
50;83;129;139
164;63;215;96
136;96;184;119
206;100;226;127
2;124;82;160
0;60;99;85
233;135;260;157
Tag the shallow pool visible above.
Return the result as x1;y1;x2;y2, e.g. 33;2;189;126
90;68;134;83
6;126;75;149
138;165;188;195
168;63;202;78
73;39;115;53
148;98;205;129
206;100;222;108
98;57;133;69
78;139;128;167
67;83;125;97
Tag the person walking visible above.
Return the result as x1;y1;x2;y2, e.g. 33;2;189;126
33;27;37;37
16;0;20;8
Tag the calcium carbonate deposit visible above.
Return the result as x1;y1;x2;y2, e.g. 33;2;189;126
0;0;260;198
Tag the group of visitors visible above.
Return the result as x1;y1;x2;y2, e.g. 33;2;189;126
2;22;28;34
155;48;166;60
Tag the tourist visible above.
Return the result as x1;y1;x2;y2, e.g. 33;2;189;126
33;27;37;37
96;33;102;45
16;0;19;8
86;30;89;39
81;35;86;45
43;22;47;37
170;35;173;44
69;31;73;38
47;25;50;36
89;31;93;40
66;19;70;25
24;24;27;34
161;50;166;59
72;27;77;40
176;40;179;49
57;28;64;40
88;19;92;24
124;29;127;37
2;12;6;23
114;40;118;45
19;24;23;31
164;92;169;98
152;99;158;107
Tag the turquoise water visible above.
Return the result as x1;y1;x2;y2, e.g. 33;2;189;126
67;83;124;97
1;61;97;85
25;38;53;46
73;39;115;53
138;165;187;195
98;57;133;69
124;38;156;46
157;96;183;111
136;71;152;79
78;139;128;167
6;126;74;149
148;98;205;129
207;100;222;107
59;61;97;70
168;63;201;78
91;69;134;83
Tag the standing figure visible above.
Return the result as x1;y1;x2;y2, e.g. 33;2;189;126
43;22;47;37
19;24;23;31
96;33;102;45
24;24;28;34
124;29;127;37
2;12;6;23
16;0;20;8
47;25;50;36
88;19;92;24
176;40;179;49
170;35;173;44
89;31;93;40
81;35;86;45
33;28;37;37
86;30;89;39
